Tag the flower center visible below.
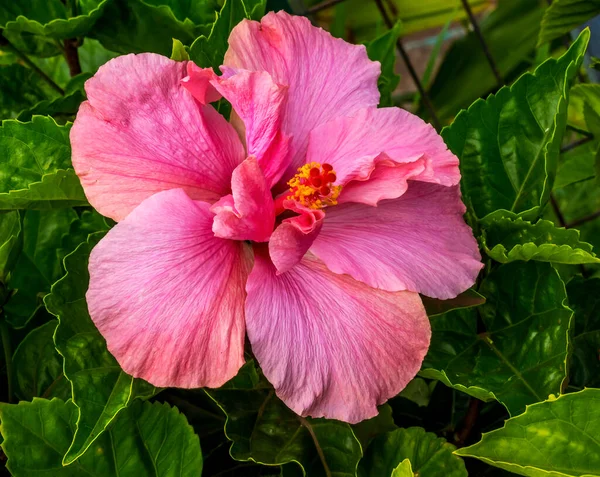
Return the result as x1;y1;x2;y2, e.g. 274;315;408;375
287;162;342;210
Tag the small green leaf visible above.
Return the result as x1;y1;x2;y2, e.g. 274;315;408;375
16;90;86;124
0;398;202;477
421;261;573;416
170;38;189;60
209;360;362;476
398;378;435;408
365;22;401;107
0;210;21;282
189;0;265;71
352;404;397;450
555;139;597;189
391;459;414;477
44;234;156;465
567;276;600;389
0;0;110;39
421;288;485;317
480;211;600;264
359;427;467;477
12;320;69;400
538;0;600;46
442;29;588;220
455;389;600;477
567;84;600;135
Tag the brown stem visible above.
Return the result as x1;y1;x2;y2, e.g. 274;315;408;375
307;0;348;14
63;38;81;77
454;398;481;447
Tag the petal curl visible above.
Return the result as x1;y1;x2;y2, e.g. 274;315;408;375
211;69;291;187
307;107;461;201
211;157;275;242
71;53;245;221
87;189;251;388
311;182;483;299
224;11;380;183
245;250;430;423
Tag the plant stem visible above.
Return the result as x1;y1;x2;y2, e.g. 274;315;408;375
0;32;65;95
63;38;82;77
0;317;14;403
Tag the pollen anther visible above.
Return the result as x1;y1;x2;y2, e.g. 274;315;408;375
287;162;342;209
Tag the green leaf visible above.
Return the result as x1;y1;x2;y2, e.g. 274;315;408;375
4;208;78;328
391;459;414;477
421;261;573;416
0;210;21;282
398;378;435;408
359;427;467;477
421;288;485;317
567;276;600;389
481;211;600;264
12;320;69;400
0;398;202;476
0;0;110;39
365;22;401;108
44;234;156;465
442;29;588;220
0;63;59;119
429;0;545;121
567;84;600;136
455;389;600;477
352;404;397;450
170;38;189;60
0;116;87;210
538;0;600;46
91;0;217;56
189;0;263;71
16;90;85;124
208;360;362;476
555;139;597;189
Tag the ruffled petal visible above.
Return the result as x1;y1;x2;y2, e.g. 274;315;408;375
307;107;460;199
211;157;275;242
71;53;245;221
245;250;430;423
269;200;324;273
311;182;483;299
181;62;222;104
224;11;380;183
87;189;251;388
211;69;291;187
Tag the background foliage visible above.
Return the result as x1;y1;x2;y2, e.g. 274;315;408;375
1;0;600;476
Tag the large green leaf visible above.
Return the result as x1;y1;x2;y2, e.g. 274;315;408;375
480;212;600;264
91;0;217;55
16;90;86;124
429;0;544;122
3;208;77;328
0;117;87;209
567;276;600;389
0;0;110;39
455;389;600;476
12;320;69;400
208;361;362;476
538;0;600;46
44;234;156;465
0;63;59;119
0;398;202;476
364;22;401;108
189;0;266;71
0;210;21;282
442;29;588;220
421;261;573;416
359;427;467;477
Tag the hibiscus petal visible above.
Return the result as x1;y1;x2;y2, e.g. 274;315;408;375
87;189;251;388
311;182;483;299
245;250;430;423
307;107;460;194
269;200;324;273
224;11;380;183
211;157;275;242
211;69;291;186
71;53;245;221
181;62;222;104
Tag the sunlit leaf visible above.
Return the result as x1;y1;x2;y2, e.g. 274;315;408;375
365;22;401;108
538;0;600;46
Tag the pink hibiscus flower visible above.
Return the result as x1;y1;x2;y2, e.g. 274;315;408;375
70;11;482;423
